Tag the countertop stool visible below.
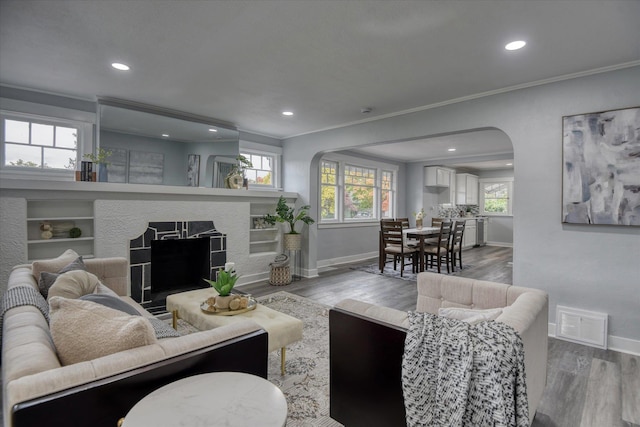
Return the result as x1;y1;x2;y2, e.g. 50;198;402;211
119;372;287;427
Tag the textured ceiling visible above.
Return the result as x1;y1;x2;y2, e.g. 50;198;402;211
1;0;639;165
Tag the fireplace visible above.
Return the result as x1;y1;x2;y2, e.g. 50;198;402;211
129;221;226;312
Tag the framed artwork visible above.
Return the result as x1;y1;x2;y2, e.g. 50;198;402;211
562;106;640;226
129;151;164;185
187;154;200;187
102;147;127;183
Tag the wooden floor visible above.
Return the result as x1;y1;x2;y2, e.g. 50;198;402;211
242;245;640;427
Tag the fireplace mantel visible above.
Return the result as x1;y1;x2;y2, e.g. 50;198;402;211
0;178;296;201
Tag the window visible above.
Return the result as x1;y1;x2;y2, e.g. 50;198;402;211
320;160;338;220
480;179;513;216
319;154;398;224
241;152;274;187
344;165;376;219
2;115;78;170
381;170;394;219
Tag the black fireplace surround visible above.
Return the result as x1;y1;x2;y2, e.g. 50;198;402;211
129;221;226;312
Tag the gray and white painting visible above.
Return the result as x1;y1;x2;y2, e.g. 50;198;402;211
562;106;640;226
129;151;164;185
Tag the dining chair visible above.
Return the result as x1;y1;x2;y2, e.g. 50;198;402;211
449;220;466;272
380;220;419;277
395;217;419;247
423;221;453;274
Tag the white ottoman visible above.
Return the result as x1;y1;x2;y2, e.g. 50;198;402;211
166;288;303;374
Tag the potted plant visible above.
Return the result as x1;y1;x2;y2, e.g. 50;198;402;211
225;155;253;189
203;262;240;309
263;196;315;250
84;147;112;182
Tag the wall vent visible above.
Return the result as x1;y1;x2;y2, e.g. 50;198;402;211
556;306;608;349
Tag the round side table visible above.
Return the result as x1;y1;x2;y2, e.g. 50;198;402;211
121;372;287;427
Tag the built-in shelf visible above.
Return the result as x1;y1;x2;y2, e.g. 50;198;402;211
249;202;279;255
27;200;95;260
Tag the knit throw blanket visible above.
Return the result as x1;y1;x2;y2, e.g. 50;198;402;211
0;286;50;351
402;311;529;427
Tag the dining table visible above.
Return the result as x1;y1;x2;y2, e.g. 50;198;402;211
378;226;441;273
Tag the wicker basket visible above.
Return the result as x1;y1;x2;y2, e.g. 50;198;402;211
269;265;292;286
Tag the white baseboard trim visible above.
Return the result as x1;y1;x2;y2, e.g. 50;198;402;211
548;322;640;356
317;252;378;269
486;241;513;247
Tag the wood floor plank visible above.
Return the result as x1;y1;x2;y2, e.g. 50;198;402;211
621;354;640;424
580;359;623;427
536;368;589;427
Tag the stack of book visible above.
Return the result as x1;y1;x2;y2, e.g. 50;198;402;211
75;161;96;181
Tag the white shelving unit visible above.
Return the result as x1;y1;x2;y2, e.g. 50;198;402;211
249;203;279;255
27;200;95;261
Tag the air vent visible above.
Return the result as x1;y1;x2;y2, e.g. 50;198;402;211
556;306;608;349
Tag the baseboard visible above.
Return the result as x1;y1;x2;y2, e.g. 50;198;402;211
486;241;513;247
548;322;640;356
317;251;378;269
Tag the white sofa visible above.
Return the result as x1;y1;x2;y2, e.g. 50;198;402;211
330;271;549;427
2;256;268;427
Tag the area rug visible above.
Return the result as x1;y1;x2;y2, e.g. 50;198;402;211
352;262;473;281
169;291;342;427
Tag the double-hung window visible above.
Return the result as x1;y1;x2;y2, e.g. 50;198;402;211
2;113;79;171
319;155;398;224
480;178;513;216
239;149;280;189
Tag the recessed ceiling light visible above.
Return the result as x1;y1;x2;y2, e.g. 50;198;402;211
111;62;130;71
282;111;294;116
448;148;456;152
506;163;513;166
162;133;169;138
505;40;526;51
208;128;218;132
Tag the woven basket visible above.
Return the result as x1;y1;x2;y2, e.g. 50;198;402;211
269;265;291;286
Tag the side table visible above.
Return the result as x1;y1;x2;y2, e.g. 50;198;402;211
120;372;287;427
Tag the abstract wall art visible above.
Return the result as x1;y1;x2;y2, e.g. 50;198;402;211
187;154;200;187
562;106;640;226
129;150;164;185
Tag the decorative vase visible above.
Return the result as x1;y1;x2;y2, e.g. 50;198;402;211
283;233;302;251
98;163;108;182
224;172;244;189
416;218;423;230
214;294;236;309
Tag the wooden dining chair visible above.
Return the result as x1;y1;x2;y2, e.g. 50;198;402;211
395;217;410;228
380;220;419;277
449;220;466;272
423;220;453;274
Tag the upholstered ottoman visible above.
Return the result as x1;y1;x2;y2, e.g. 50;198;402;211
166;288;303;374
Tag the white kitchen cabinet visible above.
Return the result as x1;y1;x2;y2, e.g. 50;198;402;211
424;167;454;187
456;173;479;205
463;221;477;248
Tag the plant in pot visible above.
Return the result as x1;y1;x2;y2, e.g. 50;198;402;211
225;155;253;189
83;148;112;182
263;196;315;251
203;263;240;309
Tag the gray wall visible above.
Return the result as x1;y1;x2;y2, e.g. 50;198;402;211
283;66;640;342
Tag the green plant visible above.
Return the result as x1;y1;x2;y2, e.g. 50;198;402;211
203;269;239;296
69;227;82;238
263;196;315;234
83;148;112;165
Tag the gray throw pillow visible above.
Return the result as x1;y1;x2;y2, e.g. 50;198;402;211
38;256;87;298
79;294;141;316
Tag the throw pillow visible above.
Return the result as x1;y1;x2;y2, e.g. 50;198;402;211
32;249;79;281
47;270;101;300
79;294;141;316
94;283;120;298
438;307;503;325
38;256;87;298
49;296;157;365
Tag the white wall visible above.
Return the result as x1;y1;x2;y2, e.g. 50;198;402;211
283;66;640;344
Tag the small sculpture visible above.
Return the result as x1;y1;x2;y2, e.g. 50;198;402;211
40;222;53;240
